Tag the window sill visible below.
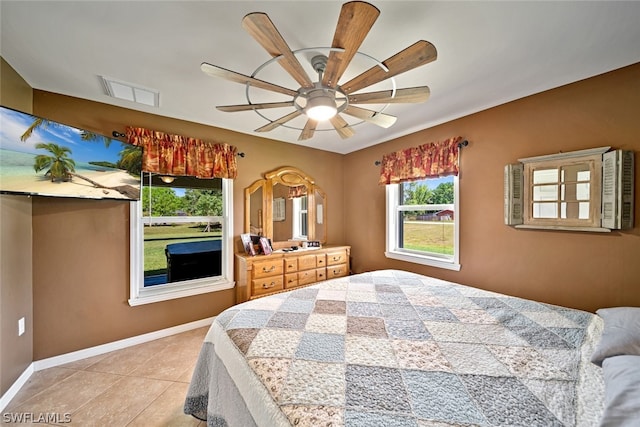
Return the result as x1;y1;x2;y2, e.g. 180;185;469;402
514;225;611;233
128;278;235;306
385;250;461;271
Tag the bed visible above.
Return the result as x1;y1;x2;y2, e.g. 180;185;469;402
185;269;611;426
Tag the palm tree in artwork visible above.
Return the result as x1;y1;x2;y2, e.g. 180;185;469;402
33;143;76;182
117;143;142;175
32;142;139;198
21;117;113;147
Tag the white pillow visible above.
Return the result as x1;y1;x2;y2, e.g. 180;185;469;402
599;355;640;427
590;307;640;366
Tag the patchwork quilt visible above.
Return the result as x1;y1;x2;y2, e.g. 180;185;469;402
185;270;604;426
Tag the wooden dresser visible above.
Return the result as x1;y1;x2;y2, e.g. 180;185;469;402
235;245;350;302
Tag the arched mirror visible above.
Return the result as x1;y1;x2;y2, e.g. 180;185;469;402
244;166;327;245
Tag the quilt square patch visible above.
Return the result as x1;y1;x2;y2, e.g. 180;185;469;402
314;300;347;315
385;319;431;340
380;303;419;320
403;370;486;425
248;357;291;402
344;410;417;427
289;288;320;300
266;311;309;330
246;329;302;358
346;335;397;367
227;328;259;355
226;309;274;330
347;316;387;338
414;306;458;322
305;313;347;335
437;342;511;377
347;301;383;317
280;359;345;406
392;339;452;372
461;374;562;426
296;332;345;362
278;298;315;314
345;365;411;413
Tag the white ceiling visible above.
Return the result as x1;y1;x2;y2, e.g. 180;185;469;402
2;1;640;154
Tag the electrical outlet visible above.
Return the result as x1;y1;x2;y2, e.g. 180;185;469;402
18;317;25;336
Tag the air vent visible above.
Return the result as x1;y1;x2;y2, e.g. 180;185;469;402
101;76;159;107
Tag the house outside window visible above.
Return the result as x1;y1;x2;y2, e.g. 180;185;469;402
129;173;234;306
385;176;460;271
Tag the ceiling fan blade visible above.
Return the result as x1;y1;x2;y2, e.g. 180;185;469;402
217;101;295;112
341;40;437;94
201;62;297;97
348;86;430;104
329;114;355;139
254;110;302;132
242;13;314;88
321;1;380;88
298;119;318;141
342;106;397;128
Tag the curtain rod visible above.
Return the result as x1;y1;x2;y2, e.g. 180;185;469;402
374;139;468;166
111;131;245;157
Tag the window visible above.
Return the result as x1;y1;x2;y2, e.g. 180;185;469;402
129;173;234;306
385;176;460;271
506;146;635;231
292;195;308;240
524;156;601;228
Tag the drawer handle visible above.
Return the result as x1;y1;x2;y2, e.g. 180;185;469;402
262;265;276;272
288;264;294;268
318;259;325;264
318;273;324;278
333;269;341;275
332;256;342;261
262;282;276;289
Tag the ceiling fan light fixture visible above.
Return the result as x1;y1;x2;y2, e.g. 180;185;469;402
305;92;337;121
159;175;175;184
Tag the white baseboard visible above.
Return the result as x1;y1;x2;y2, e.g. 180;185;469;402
0;316;215;412
0;363;34;413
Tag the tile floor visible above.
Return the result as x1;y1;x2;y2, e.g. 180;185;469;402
2;326;209;426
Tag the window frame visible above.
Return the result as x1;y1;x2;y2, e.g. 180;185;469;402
128;178;234;306
385;177;460;271
523;156;601;227
292;195;308;240
516;146;609;232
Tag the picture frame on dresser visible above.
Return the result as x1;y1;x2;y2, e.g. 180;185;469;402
259;237;273;255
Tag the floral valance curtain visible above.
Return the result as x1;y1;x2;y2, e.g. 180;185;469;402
378;136;462;185
125;127;238;179
288;185;307;199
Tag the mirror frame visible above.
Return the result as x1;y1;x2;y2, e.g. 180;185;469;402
244;166;327;244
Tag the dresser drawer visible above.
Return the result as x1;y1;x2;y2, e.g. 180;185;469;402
284;258;298;273
252;276;284;296
327;264;348;279
326;250;348;266
284;273;298;289
298;269;318;285
252;258;283;279
297;254;318;271
315;267;327;282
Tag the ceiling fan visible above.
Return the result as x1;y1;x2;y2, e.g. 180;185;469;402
201;1;437;141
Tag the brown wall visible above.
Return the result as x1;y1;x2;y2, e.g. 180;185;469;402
343;63;640;313
4;57;640;368
30;91;345;359
0;59;34;395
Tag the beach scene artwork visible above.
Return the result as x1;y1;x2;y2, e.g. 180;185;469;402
0;106;141;200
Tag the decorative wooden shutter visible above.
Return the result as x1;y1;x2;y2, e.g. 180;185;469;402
504;163;524;225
